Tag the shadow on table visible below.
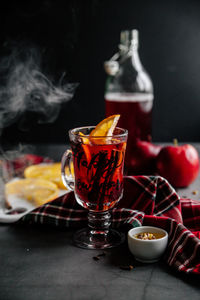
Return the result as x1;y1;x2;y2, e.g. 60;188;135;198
104;240;200;287
8;223;200;288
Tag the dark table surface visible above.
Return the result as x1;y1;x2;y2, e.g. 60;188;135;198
0;144;200;300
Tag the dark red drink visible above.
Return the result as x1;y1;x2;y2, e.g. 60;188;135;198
105;93;153;172
71;131;127;212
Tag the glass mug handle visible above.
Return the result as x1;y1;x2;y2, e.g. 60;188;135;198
61;149;74;191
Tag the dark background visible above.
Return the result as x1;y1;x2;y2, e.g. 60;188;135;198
1;0;200;145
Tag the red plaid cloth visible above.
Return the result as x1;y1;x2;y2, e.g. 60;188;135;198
21;175;200;275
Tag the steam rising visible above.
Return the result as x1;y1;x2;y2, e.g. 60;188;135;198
0;46;77;132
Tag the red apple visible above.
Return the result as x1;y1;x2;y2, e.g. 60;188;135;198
128;140;162;174
156;143;199;187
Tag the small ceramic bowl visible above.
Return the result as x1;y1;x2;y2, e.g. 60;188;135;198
128;226;168;263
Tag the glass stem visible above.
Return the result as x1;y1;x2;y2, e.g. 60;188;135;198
88;211;111;236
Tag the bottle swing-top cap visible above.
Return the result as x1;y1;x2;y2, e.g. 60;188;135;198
104;29;139;76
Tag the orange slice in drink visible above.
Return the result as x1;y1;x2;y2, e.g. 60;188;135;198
79;131;89;144
78;114;120;143
71;115;121;172
90;114;120;137
78;132;91;163
5;178;59;207
90;114;120;144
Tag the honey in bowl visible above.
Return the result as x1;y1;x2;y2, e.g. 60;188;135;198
134;232;165;240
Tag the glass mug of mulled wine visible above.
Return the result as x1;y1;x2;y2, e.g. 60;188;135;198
61;125;128;249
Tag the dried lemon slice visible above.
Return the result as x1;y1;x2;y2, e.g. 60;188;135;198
5;178;59;207
24;163;70;190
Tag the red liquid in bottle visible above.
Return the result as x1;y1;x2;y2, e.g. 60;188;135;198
105;92;153;172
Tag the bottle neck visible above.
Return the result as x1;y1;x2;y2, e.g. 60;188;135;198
120;43;143;71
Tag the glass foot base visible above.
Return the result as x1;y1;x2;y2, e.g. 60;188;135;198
135;257;160;263
73;227;125;249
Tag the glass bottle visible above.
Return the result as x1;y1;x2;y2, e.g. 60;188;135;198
104;29;154;174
